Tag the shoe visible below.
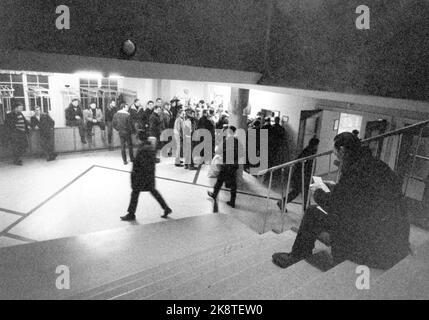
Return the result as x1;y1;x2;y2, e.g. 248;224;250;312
120;213;136;221
123;161;128;165
175;163;184;167
161;207;172;218
277;200;287;212
207;191;215;199
272;252;302;269
184;165;189;169
188;165;197;170
226;201;235;208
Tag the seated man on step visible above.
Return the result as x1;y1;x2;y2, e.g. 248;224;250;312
272;132;410;270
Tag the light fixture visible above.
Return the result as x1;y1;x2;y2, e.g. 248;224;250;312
74;71;103;79
109;74;124;79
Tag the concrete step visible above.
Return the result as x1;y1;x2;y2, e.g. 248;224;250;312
285;260;385;300
356;240;429;300
227;235;332;300
228;260;321;300
113;235;288;300
0;214;256;300
77;232;278;300
146;232;296;300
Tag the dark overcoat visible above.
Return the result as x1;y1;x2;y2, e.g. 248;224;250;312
131;144;156;192
314;150;410;269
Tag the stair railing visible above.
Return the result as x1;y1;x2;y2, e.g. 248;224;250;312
257;119;429;234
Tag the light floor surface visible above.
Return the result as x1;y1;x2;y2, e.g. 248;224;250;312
0;150;293;247
1;150;427;250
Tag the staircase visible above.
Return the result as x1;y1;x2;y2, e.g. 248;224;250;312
1;214;429;300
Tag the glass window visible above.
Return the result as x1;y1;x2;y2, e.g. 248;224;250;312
0;73;11;82
11;74;23;83
39;75;49;84
27;74;38;83
12;84;24;97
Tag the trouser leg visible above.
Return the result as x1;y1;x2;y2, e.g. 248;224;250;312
127;135;134;161
127;190;140;215
229;175;237;205
77;121;86;142
40;135;49;158
212;175;225;199
174;135;181;164
120;135;127;162
150;189;168;210
291;206;332;258
107;122;113;144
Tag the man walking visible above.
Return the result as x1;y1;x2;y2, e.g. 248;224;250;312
113;103;134;165
121;137;172;221
208;126;243;212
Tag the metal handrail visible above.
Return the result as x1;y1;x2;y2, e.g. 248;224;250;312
258;118;429;176
259;118;429;234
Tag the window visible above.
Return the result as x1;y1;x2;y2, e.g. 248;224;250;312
337;113;363;135
27;74;51;112
79;78;118;109
0;72;26;111
0;71;51;113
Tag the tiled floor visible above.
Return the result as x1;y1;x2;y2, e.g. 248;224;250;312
0;150;289;247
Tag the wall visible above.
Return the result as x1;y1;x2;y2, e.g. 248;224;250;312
248;89;319;159
265;0;429;101
122;77;155;103
48;73;80;127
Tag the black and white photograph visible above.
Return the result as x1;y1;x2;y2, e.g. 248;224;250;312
0;0;428;310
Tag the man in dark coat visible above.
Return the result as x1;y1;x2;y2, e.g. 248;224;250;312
277;136;319;212
208;126;244;212
5;102;29;165
105;99;118;146
273;132;410;270
121;137;172;221
135;100;153;142
65;99;86;144
149;105;164;162
30;106;57;161
197;109;215;158
113;103;134;165
271;116;287;166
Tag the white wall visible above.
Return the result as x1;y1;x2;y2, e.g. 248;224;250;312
122;77;155;103
49;73;80;127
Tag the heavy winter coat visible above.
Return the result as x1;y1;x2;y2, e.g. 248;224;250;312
314;150;410;269
131;144;156;191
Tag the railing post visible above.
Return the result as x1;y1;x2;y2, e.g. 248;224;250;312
306;158;317;210
262;171;274;234
404;127;424;197
280;164;294;233
280;168;285;210
301;161;306;215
